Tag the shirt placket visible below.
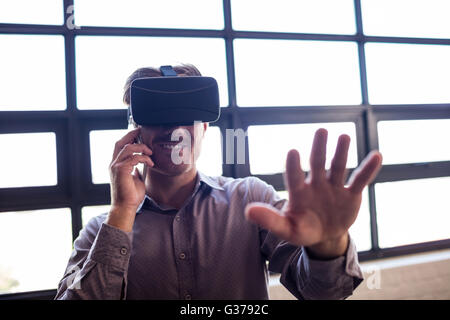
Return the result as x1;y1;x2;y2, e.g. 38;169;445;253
172;206;195;300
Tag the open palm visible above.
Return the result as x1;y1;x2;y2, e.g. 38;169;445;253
245;128;382;249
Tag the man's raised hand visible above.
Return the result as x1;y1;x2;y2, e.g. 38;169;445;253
245;128;382;258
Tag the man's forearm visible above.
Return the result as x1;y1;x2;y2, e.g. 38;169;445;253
55;222;132;300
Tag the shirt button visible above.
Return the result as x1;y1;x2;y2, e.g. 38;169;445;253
185;294;192;300
179;252;186;260
120;247;128;255
175;215;180;222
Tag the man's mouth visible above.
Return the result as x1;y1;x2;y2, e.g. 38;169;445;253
158;142;183;150
153;138;184;150
153;131;190;151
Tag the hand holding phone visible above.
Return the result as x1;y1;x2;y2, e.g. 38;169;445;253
107;128;154;232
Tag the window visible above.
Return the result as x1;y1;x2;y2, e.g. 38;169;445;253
350;188;371;252
0;0;63;25
378;119;450;165
365;43;450;104
75;36;229;110
231;0;356;34
0;35;66;111
248;122;357;175
74;0;224;29
0;132;57;188
234;40;361;106
376;177;450;248
361;0;450;39
82;205;110;228
0;208;72;294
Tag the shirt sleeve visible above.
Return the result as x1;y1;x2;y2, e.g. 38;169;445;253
249;177;364;300
54;216;133;300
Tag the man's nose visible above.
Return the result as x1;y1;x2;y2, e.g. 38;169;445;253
161;125;184;135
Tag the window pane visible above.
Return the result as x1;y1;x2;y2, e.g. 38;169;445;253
234;40;361;106
378;119;450;165
365;43;450;104
75;36;228;109
349;187;371;252
276;188;371;251
90;129;127;184
232;0;355;34
0;0;63;25
75;0;223;29
0;35;66;111
376;177;450;248
362;0;450;38
0;208;72;294
196;126;223;176
248;122;357;175
0;132;57;188
82;205;110;228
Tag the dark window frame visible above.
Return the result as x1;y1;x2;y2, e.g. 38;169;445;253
0;0;449;299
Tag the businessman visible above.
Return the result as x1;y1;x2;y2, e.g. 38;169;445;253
55;64;382;300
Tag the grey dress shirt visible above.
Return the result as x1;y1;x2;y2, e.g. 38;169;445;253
55;172;363;300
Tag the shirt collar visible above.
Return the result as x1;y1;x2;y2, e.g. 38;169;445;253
197;170;225;191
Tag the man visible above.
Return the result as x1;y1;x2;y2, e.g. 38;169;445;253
55;64;382;300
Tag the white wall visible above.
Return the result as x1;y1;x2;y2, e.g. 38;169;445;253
268;249;450;300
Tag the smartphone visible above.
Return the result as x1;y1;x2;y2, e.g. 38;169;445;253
135;134;148;181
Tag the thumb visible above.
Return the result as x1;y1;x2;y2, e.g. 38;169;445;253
245;202;291;240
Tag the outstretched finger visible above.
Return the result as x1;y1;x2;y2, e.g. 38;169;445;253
328;134;351;186
348;151;382;194
285;149;305;197
309;128;328;183
245;203;291;241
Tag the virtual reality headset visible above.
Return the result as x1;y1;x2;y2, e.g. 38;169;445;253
128;65;220;126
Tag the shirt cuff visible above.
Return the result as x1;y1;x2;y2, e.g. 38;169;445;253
302;235;363;278
87;222;133;271
295;235;364;299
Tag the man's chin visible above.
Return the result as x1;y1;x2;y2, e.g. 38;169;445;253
150;162;195;177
